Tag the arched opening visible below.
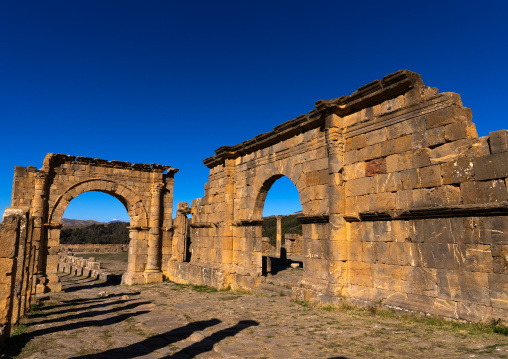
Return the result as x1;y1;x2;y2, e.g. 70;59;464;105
258;176;304;288
56;191;132;287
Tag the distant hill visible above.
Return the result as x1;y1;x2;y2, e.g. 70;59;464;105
60;221;130;244
61;218;103;229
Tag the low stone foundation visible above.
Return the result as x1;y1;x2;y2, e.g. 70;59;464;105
57;253;119;283
60;244;129;253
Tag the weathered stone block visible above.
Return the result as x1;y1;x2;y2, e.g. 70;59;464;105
386;154;400;173
381;135;412;156
458;271;490;306
365;158;386;177
441;158;474;184
346;134;367;151
373;263;402;291
365;128;387;146
464;244;492;273
357;143;382;162
401;267;437;296
429;138;490;164
425;106;472;130
457;302;492;322
386;118;426;140
473;153;508;181
343;162;366;181
349;261;373;287
373;172;401;193
412;127;445;149
436;269;460;301
445;121;477;142
489;273;508;309
428;185;462;207
489;129;508;154
418;165;441;188
491;245;508;274
345;177;374;197
460;180;508;204
369;192;396;211
400;169;418;190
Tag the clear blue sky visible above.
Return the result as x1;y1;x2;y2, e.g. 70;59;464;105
1;1;507;222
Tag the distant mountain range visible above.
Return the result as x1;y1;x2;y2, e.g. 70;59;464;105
61;218;127;229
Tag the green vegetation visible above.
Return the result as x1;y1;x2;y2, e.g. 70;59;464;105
262;214;302;246
60;222;129;244
294;299;508;336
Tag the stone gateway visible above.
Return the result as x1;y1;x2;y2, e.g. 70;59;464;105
1;70;508;343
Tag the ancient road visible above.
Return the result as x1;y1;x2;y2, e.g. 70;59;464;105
3;272;508;358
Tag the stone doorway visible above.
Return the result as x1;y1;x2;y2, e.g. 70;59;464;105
258;176;305;293
57;191;132;282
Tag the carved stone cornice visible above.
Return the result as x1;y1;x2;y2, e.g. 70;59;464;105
42;153;173;173
203;70;420;169
344;203;508;222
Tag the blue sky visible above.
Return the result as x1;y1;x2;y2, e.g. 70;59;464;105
1;1;507;222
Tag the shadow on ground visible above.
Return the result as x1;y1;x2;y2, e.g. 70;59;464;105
68;319;259;359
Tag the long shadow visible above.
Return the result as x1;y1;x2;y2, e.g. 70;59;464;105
69;319;222;359
28;298;135;319
1;310;150;358
168;320;259;358
35;291;141;312
63;278;117;292
30;300;152;326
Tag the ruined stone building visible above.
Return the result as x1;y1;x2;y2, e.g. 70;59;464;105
1;70;508;343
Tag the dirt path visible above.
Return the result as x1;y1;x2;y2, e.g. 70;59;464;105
3;273;508;359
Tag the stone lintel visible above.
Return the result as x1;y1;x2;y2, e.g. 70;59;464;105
127;226;150;231
203;70;420;169
235;220;264;226
44;223;64;229
189;222;219;228
348;203;508;222
297;215;330;224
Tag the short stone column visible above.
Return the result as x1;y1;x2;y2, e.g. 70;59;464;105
172;202;191;263
144;183;164;283
32;171;49;294
275;215;282;258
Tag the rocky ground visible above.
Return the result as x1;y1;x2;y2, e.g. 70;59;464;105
3;265;508;358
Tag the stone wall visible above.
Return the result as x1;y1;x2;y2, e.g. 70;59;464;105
285;234;303;255
0;210;35;345
61;244;129;253
165;70;508;323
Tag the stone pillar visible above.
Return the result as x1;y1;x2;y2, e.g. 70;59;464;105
275;215;282;258
222;158;236;266
122;226;145;285
172;202;191;263
32;171;49;294
324;114;347;298
144;182;164;283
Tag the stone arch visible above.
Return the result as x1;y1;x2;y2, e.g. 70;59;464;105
252;174;304;220
49;179;148;227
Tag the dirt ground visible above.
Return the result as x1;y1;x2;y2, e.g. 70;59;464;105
3;260;508;358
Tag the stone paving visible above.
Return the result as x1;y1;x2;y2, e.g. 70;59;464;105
3;270;508;359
